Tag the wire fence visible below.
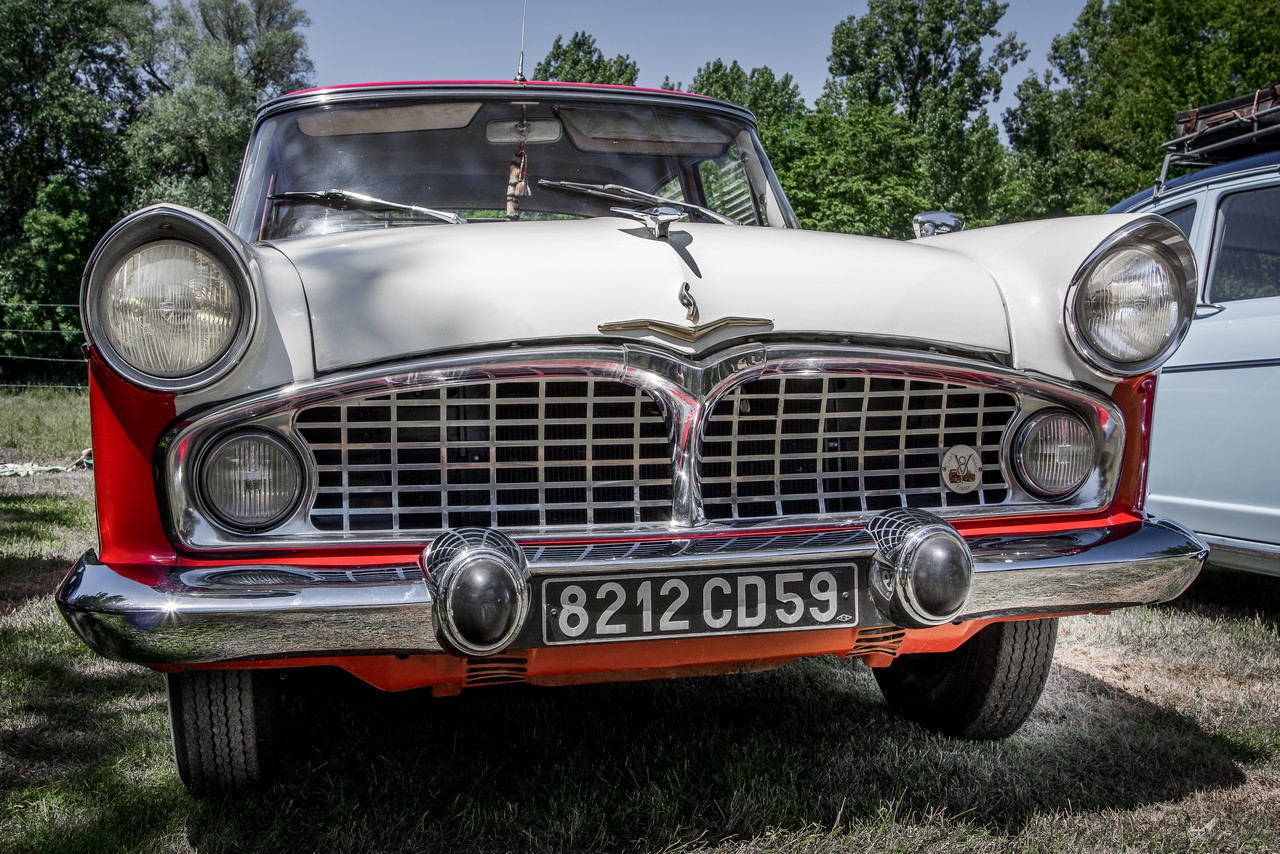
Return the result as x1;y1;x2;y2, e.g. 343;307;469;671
0;301;87;389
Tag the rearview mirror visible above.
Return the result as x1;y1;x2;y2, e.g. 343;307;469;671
486;119;563;144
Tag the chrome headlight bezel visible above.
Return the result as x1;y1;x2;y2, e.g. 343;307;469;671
1064;216;1198;377
80;205;257;392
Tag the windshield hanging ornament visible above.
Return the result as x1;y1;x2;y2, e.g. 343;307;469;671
506;107;532;221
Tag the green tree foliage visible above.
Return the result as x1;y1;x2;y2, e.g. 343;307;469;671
829;0;1025;122
0;0;146;374
120;0;313;219
686;59;806;134
827;0;1025;226
772;95;929;238
533;32;638;86
1003;0;1280;218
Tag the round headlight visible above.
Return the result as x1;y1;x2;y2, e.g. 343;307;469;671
1014;410;1097;499
98;241;240;378
1066;218;1196;376
199;431;303;531
82;205;256;392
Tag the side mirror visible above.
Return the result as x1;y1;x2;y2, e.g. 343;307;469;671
912;211;965;239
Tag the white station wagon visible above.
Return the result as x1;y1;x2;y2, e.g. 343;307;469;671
1111;85;1280;578
59;81;1206;795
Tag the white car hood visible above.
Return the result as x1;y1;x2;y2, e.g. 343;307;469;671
270;218;1012;373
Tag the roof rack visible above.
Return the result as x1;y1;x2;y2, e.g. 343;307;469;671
1154;83;1280;197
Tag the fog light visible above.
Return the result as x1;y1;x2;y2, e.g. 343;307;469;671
422;529;530;656
868;509;973;628
199;431;303;531
1014;409;1097;499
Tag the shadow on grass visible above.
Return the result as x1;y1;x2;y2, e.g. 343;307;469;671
1169;565;1279;634
0;631;163;797
182;656;1246;853
0;555;74;617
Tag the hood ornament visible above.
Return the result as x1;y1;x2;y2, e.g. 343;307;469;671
610;205;683;239
678;282;699;324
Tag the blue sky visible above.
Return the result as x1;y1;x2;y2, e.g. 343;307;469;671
297;1;1085;124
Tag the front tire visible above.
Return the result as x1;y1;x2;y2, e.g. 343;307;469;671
166;669;281;796
873;617;1058;740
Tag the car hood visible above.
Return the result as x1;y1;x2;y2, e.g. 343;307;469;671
268;218;1012;374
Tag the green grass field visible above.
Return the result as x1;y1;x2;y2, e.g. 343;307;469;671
1;389;1277;853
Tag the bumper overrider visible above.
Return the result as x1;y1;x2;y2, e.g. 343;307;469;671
57;511;1206;667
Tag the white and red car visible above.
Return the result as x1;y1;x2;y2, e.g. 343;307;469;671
59;81;1206;795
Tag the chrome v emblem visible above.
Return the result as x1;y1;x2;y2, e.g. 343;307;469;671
599;316;773;343
600;281;772;343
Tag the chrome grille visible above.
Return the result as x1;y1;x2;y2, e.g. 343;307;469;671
699;375;1016;521
295;379;673;532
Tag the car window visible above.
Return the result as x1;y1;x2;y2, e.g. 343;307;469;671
698;149;761;225
1207;185;1280;302
1159;202;1196;238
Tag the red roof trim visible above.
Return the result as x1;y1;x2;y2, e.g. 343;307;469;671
284;80;702;98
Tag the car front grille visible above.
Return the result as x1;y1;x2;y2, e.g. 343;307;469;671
292;369;1018;535
296;378;674;533
700;375;1015;520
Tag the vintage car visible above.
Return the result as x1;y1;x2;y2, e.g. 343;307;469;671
58;81;1207;796
1110;85;1280;577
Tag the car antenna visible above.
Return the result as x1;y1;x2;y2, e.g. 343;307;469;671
514;0;528;82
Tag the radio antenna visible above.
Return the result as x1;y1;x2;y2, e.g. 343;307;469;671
514;0;529;82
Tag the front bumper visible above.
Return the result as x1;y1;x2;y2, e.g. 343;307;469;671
57;516;1206;666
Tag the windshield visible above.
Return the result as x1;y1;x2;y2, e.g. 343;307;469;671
230;93;797;242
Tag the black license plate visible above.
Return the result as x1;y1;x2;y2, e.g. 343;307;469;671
541;565;858;645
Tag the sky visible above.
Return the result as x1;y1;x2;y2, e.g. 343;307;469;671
296;0;1087;125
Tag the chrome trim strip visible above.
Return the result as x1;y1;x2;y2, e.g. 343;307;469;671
160;343;1126;551
57;517;1205;666
1162;357;1280;374
1197;533;1280;577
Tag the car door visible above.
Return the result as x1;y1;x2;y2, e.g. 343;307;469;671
1147;181;1280;570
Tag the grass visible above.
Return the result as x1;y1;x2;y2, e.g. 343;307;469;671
0;388;91;466
1;389;1277;853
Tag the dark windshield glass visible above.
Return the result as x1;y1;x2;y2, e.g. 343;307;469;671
230;95;793;241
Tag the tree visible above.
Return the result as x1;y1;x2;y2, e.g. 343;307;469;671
829;0;1025;123
686;59;807;146
533;32;638;86
120;0;313;218
1002;0;1280;220
0;0;146;374
826;0;1025;226
771;97;929;238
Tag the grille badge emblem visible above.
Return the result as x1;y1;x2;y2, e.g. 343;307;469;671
941;445;982;494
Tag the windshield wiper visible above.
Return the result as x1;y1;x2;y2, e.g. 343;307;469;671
268;189;464;224
536;180;739;225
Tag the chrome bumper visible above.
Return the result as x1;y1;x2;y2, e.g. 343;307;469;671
57;516;1206;666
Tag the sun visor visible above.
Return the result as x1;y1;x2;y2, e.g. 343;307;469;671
558;107;733;155
296;102;481;136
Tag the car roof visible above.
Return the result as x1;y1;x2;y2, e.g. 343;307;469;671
1109;148;1280;212
257;80;754;124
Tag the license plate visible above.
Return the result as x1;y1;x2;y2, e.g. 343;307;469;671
541;565;858;645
